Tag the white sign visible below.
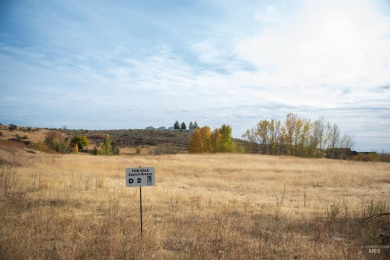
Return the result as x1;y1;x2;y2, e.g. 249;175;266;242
126;167;155;187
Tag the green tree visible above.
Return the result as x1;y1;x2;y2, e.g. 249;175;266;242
174;121;180;130
189;121;194;130
219;124;234;152
71;135;89;150
100;135;119;155
101;135;112;155
181;122;187;130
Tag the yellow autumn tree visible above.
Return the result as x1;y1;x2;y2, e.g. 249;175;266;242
210;128;222;153
188;126;211;153
189;125;235;153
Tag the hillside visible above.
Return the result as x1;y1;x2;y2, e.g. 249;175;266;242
63;128;192;154
0;124;193;154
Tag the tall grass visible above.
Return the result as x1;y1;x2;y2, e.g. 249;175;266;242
0;147;389;259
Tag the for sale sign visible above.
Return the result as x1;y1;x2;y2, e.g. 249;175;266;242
126;167;155;187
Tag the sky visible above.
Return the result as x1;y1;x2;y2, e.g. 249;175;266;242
0;0;389;152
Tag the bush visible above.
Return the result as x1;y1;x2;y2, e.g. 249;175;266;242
351;153;378;162
31;142;54;153
8;124;17;131
98;135;119;155
71;135;89;150
44;131;70;153
136;146;149;155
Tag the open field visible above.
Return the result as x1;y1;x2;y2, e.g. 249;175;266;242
1;145;389;259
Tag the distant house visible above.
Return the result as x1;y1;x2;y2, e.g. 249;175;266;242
325;148;377;160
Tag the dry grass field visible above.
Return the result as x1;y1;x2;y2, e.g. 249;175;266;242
1;145;389;259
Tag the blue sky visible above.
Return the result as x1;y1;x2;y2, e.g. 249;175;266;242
1;0;389;152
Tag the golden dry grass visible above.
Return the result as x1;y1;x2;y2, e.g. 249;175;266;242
0;127;48;144
1;146;389;259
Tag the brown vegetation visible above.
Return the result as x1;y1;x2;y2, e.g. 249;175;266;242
63;129;191;153
1;143;389;259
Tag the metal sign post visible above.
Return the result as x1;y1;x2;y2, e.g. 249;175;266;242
139;186;143;236
125;167;155;237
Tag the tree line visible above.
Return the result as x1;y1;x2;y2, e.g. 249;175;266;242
174;121;198;130
187;113;356;158
241;113;354;158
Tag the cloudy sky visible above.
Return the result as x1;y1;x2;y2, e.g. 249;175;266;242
1;0;389;151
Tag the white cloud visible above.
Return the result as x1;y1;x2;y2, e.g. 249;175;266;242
236;0;390;89
190;39;227;65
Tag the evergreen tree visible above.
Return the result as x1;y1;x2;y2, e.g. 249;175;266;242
181;122;187;130
189;121;194;130
174;121;180;130
193;121;199;129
